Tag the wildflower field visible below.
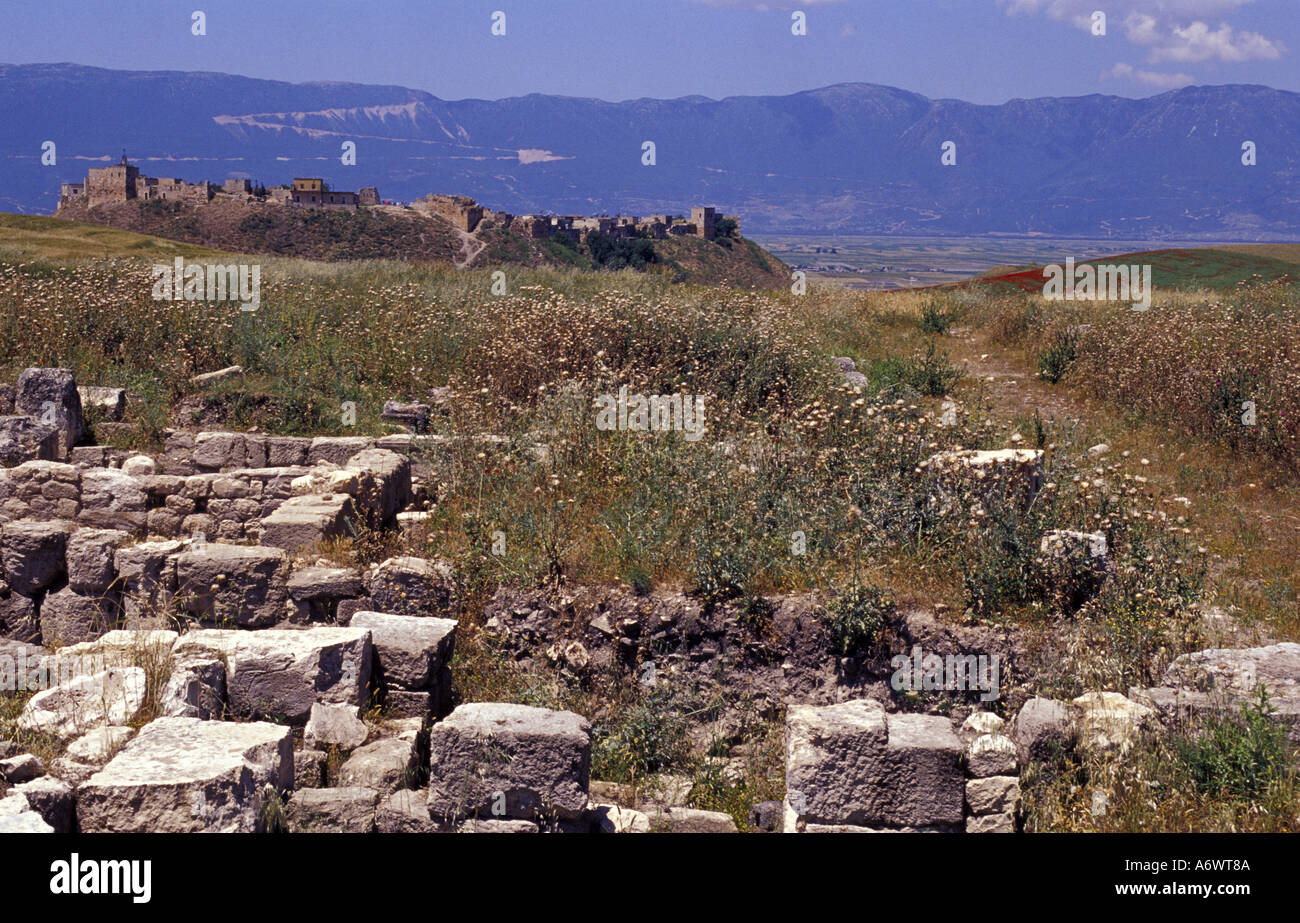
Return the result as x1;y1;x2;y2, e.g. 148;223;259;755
1;229;1297;831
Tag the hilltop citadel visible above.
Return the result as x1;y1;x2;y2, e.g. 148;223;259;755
59;156;738;243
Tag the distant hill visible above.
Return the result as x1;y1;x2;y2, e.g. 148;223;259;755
953;247;1300;295
54;197;466;264
3;64;1300;239
2;206;789;288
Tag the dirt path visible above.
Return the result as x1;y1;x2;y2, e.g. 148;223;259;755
451;227;486;269
947;326;1083;424
939;322;1299;644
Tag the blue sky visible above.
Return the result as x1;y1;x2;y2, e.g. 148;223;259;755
2;0;1296;103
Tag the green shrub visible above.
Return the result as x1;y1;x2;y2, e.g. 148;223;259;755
866;342;963;398
258;785;289;833
826;584;893;656
1037;330;1078;384
962;505;1042;618
586;232;658;271
1176;689;1293;799
591;689;692;783
918;299;956;335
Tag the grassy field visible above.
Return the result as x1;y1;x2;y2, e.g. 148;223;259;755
955;248;1300;295
0;224;1297;831
754;234;1299;291
1216;243;1300;264
0;212;237;262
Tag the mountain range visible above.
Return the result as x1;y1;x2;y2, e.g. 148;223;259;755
2;63;1298;239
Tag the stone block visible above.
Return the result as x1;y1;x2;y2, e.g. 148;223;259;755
173;626;372;724
427;703;591;822
77;717;293;833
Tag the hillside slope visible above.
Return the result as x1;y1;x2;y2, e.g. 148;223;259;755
19;204;789;287
954;247;1300;295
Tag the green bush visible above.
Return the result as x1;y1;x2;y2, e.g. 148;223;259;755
586;231;658;271
591;688;692;783
826;584;893;656
918;299;956;335
867;342;963;398
1176;689;1293;799
1037;330;1078;384
962;505;1042;618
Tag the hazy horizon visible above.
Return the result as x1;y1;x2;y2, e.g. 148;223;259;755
6;61;1295;107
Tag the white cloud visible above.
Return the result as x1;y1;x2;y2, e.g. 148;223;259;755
996;0;1282;67
1124;12;1163;44
1103;61;1196;88
1151;21;1283;62
839;22;856;37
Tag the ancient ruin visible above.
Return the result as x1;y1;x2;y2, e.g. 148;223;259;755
57;156;737;241
1;365;1295;834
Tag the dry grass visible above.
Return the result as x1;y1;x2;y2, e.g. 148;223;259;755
2;242;1291;830
932;280;1300;640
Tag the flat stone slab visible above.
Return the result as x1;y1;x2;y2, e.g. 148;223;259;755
643;806;736;833
338;724;425;792
924;448;1045;512
1072;691;1154;755
77;468;147;531
12;776;74;832
41;630;178;685
287;566;365;622
174;627;372;724
115;540;184;624
304;702;368;750
308;436;375;466
967;733;1018;778
1012;696;1074;759
65;527;129;594
78;717;293;832
427;703;591;822
78;386;126;421
0;415;59;468
288;566;365;600
1;519;72;595
366;556;455;616
375;789;438;833
1163;642;1300;707
0;752;43;783
65;726;135;765
966;775;1021;816
1135;642;1300;743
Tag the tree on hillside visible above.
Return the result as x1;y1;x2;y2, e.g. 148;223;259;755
586;231;658;271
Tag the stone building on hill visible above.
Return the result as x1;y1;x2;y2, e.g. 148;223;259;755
56;157;742;243
57;157;377;214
